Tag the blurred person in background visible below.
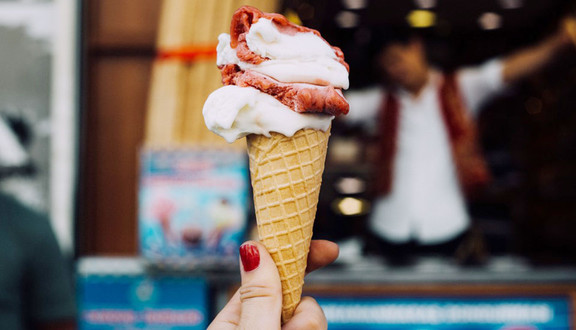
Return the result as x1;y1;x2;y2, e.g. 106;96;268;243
0;116;76;330
345;20;575;264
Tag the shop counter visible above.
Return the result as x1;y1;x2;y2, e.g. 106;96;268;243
77;256;576;329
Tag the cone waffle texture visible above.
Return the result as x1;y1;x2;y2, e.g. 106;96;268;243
247;127;330;323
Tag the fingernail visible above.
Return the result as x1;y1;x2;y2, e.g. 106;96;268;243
240;243;260;272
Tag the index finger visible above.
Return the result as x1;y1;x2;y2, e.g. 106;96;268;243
306;240;339;274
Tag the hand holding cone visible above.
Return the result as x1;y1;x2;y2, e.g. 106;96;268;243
203;6;349;324
247;128;330;321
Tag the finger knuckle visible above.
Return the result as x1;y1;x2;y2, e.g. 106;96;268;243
239;284;278;302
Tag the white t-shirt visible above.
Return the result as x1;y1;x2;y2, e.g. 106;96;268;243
345;60;504;244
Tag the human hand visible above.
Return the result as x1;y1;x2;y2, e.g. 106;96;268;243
208;240;339;330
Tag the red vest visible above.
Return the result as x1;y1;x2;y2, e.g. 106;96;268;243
373;74;491;196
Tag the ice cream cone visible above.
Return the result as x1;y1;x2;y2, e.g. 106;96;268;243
246;127;330;323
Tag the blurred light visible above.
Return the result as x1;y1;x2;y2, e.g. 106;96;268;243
498;0;523;9
525;97;542;115
342;0;367;10
334;177;366;195
284;9;303;25
336;11;359;28
328;137;361;164
565;18;576;45
333;197;368;216
414;0;436;9
407;10;436;28
478;12;502;30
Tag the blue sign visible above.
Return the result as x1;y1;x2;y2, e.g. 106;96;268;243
315;296;571;330
79;275;207;329
139;149;249;265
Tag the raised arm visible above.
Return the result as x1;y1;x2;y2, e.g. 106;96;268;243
502;19;574;84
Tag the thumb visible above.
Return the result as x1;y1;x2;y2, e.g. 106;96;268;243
238;241;282;330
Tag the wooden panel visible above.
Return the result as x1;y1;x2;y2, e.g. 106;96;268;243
81;57;151;255
87;0;161;48
79;0;278;255
305;283;576;296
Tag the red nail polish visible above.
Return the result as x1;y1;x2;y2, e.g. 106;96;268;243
240;244;260;272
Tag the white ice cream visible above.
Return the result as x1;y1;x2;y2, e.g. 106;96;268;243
216;18;349;89
203;86;333;143
206;17;348;142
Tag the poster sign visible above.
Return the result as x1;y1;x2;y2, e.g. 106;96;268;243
79;274;207;330
315;296;571;330
139;148;249;267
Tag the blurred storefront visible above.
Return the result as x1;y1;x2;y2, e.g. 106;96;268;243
2;0;576;328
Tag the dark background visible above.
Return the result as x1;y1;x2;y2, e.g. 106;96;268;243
77;0;576;265
283;0;576;264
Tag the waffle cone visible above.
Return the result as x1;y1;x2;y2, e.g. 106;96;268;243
246;127;330;323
